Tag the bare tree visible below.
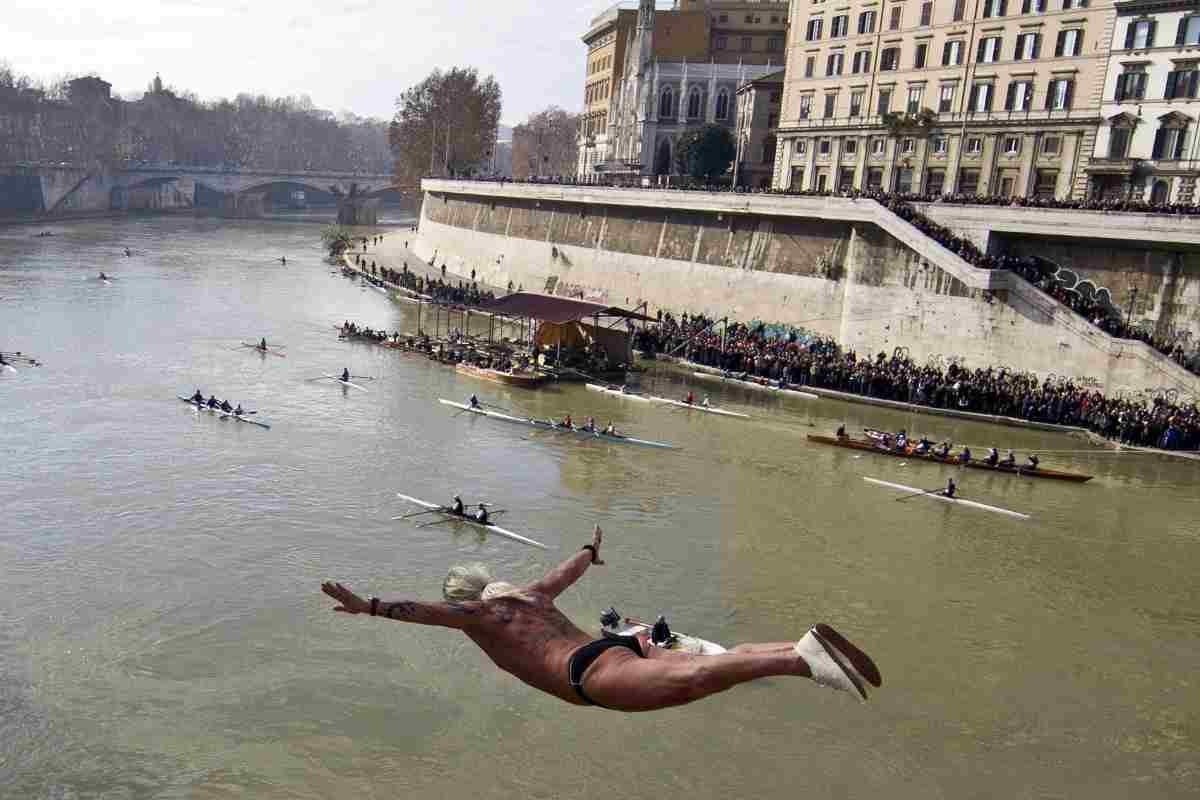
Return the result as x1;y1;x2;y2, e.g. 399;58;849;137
511;106;580;180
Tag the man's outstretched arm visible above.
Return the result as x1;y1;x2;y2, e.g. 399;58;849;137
527;525;604;599
321;581;481;629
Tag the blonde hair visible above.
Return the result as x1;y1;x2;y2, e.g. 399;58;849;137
443;563;493;601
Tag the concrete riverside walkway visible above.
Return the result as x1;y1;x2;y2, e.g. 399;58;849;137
648;354;1200;461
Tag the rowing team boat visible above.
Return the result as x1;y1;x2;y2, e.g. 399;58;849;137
863;477;1029;519
808;434;1093;482
438;399;675;449
178;396;271;429
395;493;547;549
240;342;285;358
690;370;818;401
585;383;749;418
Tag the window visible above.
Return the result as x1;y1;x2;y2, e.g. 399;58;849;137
959;168;980;194
901;138;916;154
744;14;753;23
1125;19;1156;50
1108;126;1131;159
659;86;674;117
799;94;812;119
767;37;783;52
1153;124;1190;160
850;90;864;117
906;85;924;113
881;47;901;71
1179;15;1200;46
853;51;872;73
943;40;964;66
826;52;844;76
770;15;779;24
1034;169;1058;197
871;138;886;156
877;88;892;115
687;87;703;119
914;43;928;69
844;139;858;155
866;167;884;190
1043;136;1061;154
1115;71;1147;102
818;139;832;156
889;6;902;30
796;140;808;155
933;136;948;154
1055;29;1082;57
816;172;829;192
967;138;983;154
977;37;1003;63
1165;69;1200;100
970;83;995;112
920;2;933;26
719;13;728;22
824;93;837;117
983;0;1008;18
939;84;955;112
715;35;728;50
1015;33;1041;60
858;10;876;34
761;136;777;165
715;89;730;120
1061;0;1088;9
1005;80;1033;111
895;167;914;193
953;0;966;21
805;56;815;78
927;168;946;195
1022;0;1046;12
1046;78;1073;110
831;14;849;37
1003;135;1021;154
806;18;823;40
741;36;753;51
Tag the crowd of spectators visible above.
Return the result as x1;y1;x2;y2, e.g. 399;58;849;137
634;311;1200;452
350;253;496;307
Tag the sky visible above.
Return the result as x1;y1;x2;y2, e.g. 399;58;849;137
1;0;615;125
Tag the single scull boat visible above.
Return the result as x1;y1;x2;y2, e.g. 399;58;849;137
691;370;818;400
585;383;748;418
322;374;368;392
241;343;286;358
439;399;675;449
178;396;271;429
862;477;1029;519
395;493;547;549
585;383;653;402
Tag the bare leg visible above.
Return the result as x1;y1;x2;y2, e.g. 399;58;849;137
583;648;812;712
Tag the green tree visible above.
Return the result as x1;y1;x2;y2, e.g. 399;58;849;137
389;67;502;185
673;125;736;181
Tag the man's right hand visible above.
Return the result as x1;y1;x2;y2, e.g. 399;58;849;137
591;524;605;565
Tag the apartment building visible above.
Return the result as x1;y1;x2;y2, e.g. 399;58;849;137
578;0;789;180
1090;0;1200;202
734;69;785;186
774;0;1115;199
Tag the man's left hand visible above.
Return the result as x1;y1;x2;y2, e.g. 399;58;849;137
322;581;370;614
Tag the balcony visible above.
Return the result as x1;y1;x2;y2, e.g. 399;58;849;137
776;107;1102;134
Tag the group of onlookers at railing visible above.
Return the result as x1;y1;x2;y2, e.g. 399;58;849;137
351;254;497;308
634;312;1200;451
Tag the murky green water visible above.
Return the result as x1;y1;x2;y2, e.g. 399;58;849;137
1;215;1197;799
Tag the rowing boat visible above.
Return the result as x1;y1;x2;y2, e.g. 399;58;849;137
809;434;1092;482
601;611;726;655
1;363;16;374
862;477;1029;519
240;343;286;358
691;370;818;400
458;362;547;388
584;383;652;402
438;399;675;449
395;493;547;549
177;396;271;429
322;374;368;392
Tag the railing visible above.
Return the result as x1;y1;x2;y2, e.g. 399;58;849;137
779;107;1102;132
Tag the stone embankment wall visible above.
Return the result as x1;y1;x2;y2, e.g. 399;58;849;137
400;181;1199;396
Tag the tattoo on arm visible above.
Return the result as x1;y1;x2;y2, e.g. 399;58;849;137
383;600;481;629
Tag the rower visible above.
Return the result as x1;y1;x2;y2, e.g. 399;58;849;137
451;495;465;516
234;403;244;416
260;337;268;350
936;441;952;458
468;394;482;409
207;395;219;408
99;272;108;280
985;447;999;467
942;478;957;498
701;395;711;408
582;416;596;433
474;504;489;524
835;424;847;439
341;368;351;382
603;422;615;435
894;430;908;451
914;436;933;455
280;256;287;265
562;414;573;429
1000;449;1016;467
684;391;695;406
958;446;972;465
191;389;204;403
1026;453;1041;470
123;248;131;257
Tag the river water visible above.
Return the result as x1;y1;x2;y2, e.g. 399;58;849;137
1;214;1197;799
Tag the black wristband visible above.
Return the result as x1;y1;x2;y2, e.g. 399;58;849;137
581;544;597;563
370;597;379;616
